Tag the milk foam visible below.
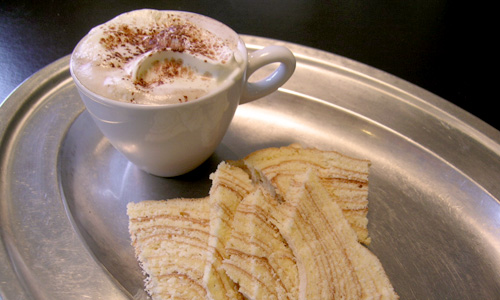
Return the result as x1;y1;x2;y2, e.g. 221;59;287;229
71;9;242;105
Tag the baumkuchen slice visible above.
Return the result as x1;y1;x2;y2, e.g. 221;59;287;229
127;198;211;300
271;170;398;299
242;144;372;244
204;162;255;300
223;187;299;299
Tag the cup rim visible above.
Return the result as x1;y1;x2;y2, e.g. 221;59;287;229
69;9;247;109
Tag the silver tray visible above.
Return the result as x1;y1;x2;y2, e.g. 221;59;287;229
1;35;499;299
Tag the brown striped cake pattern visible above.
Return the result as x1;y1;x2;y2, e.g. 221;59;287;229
241;144;372;245
222;187;299;300
268;171;398;299
127;144;398;299
127;198;212;300
203;162;254;300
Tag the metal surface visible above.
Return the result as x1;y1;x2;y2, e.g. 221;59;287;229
1;35;500;299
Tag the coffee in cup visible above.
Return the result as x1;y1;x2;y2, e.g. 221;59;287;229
71;9;244;105
70;9;296;176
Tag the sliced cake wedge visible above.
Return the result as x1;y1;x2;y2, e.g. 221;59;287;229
222;187;299;300
270;170;398;300
127;198;211;300
203;162;255;300
242;144;372;244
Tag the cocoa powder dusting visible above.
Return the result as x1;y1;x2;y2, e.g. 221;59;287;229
98;18;227;69
135;58;194;88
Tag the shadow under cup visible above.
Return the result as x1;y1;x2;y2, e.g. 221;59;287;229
70;10;295;177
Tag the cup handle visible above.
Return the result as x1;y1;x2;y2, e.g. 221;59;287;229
240;45;296;104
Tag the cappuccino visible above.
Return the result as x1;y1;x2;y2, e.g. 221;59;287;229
71;9;243;105
70;9;296;176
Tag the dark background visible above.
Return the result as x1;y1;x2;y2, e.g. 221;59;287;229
0;1;484;129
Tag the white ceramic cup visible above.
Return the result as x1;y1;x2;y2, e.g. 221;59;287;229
70;10;295;177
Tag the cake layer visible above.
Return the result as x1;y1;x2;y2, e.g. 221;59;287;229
241;144;371;244
204;162;255;300
269;171;398;299
223;187;299;300
127;198;211;300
